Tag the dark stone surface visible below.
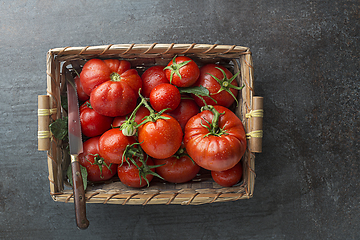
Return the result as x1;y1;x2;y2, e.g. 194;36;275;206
0;0;358;239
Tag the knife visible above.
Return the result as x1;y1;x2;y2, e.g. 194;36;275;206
66;69;90;229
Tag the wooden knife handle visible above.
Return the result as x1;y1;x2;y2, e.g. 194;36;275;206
71;155;89;229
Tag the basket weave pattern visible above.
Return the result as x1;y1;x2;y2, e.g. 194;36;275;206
44;43;256;205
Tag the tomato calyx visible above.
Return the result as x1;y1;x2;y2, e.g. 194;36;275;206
119;100;144;136
164;55;192;84
200;105;228;138
85;101;93;109
172;147;196;164
207;67;244;106
140;108;171;125
121;142;164;187
87;154;114;179
119;117;137;136
172;147;186;159
110;72;122;82
121;142;144;163
139;101;171;125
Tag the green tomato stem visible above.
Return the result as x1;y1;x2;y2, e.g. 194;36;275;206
137;89;155;114
200;105;227;137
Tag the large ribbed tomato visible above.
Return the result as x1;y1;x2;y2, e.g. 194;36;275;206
80;59;142;117
80;59;132;95
184;105;246;171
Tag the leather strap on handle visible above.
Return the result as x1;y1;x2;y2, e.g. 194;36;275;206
71;155;89;229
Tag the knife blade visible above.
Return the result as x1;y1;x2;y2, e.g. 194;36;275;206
66;69;89;230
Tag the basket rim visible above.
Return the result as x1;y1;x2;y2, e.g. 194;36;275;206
47;43;250;57
50;189;251;205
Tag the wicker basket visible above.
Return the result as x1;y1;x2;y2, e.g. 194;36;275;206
38;43;262;205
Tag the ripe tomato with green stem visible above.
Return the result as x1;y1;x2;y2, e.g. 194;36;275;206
164;56;200;87
89;67;142;117
118;157;156;188
80;59;132;96
124;90;183;159
118;142;163;188
184;105;247;171
80;58;142;117
192;64;244;108
138;113;183;160
78;136;118;182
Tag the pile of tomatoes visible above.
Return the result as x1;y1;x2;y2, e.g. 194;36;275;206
74;56;247;188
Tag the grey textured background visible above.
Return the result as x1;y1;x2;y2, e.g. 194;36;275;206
1;0;359;239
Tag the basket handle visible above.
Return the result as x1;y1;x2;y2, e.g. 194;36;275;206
38;95;51;151
246;96;263;153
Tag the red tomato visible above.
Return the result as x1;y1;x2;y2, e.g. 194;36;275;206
98;128;137;164
184;105;247;171
80;59;131;96
117;157;155;188
141;65;169;98
211;162;243;187
80;100;113;137
112;106;150;127
164;56;200;87
149;83;181;112
153;154;200;183
90;68;142;117
167;98;199;131
74;75;89;102
138;114;183;159
192;64;240;108
78;136;118;182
